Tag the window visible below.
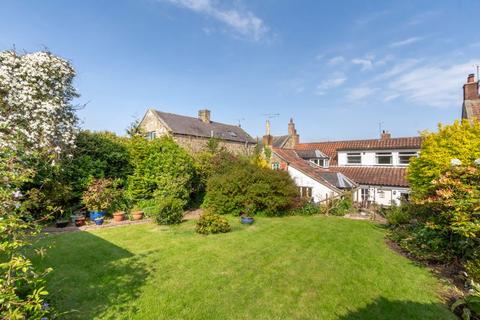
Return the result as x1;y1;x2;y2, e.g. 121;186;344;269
347;153;361;164
146;131;157;140
310;158;329;168
376;152;392;165
271;162;280;170
399;152;417;165
378;190;385;199
299;186;312;199
361;188;369;201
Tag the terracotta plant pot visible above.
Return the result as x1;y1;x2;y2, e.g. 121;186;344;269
132;211;144;221
113;211;125;222
75;216;86;227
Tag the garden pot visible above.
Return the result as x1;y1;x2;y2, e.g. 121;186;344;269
241;217;254;225
74;216;86;227
94;218;104;226
56;220;69;228
132;211;144;221
113;211;125;222
89;211;105;221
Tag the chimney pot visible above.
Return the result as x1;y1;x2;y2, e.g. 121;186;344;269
198;109;211;123
468;73;475;83
380;130;391;140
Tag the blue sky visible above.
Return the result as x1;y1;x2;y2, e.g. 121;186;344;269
1;0;479;141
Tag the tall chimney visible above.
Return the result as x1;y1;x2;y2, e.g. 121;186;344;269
198;109;211;123
262;120;273;146
464;74;479;101
288;118;300;146
380;130;391;140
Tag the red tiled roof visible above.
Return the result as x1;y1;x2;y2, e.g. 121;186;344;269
273;148;410;188
273;148;345;191
330;166;409;188
295;136;421;165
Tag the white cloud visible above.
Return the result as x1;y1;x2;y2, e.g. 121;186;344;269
352;57;374;71
389;37;423;48
315;73;346;95
406;11;440;26
347;86;377;101
162;0;268;41
328;56;345;66
385;60;478;107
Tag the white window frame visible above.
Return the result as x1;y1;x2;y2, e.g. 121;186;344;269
375;152;392;165
347;152;361;165
299;186;313;199
310;158;329;168
146;131;157;140
398;151;417;165
272;162;280;170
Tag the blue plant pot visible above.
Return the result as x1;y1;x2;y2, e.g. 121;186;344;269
89;211;105;221
94;218;104;226
241;217;254;225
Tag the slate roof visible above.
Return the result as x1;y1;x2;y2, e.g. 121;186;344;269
273;148;356;191
295;149;329;159
153;110;256;144
462;100;480;121
295;137;421;165
272;135;291;148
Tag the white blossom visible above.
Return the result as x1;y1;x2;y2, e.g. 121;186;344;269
0;50;78;153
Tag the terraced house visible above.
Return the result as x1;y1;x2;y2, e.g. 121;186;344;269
266;124;420;206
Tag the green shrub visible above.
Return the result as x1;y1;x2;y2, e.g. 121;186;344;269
465;257;480;283
196;212;231;235
145;196;186;225
203;159;298;216
291;201;320;216
126;136;196;203
62;131;132;199
329;195;353;216
385;205;412;225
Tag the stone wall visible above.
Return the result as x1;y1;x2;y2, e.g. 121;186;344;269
173;134;256;156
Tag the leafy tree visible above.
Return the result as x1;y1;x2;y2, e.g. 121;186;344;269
126;136;196;203
408;120;480;199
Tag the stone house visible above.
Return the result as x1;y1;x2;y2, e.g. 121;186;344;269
138;108;256;154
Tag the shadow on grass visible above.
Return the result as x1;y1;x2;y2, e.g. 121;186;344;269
337;297;454;320
36;231;154;319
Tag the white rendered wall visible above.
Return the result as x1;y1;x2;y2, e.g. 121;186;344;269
337;149;419;167
353;186;410;206
287;166;340;203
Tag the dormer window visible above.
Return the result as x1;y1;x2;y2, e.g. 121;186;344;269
310;158;329;168
376;152;392;165
399;151;417;165
347;152;361;164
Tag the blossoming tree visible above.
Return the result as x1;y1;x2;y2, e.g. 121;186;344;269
0;50;79;318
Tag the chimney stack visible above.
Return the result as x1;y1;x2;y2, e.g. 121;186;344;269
380;130;391;140
262;120;273;146
464;74;480;101
288;118;300;146
198;109;211;123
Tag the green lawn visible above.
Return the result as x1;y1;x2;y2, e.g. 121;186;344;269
33;216;455;320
